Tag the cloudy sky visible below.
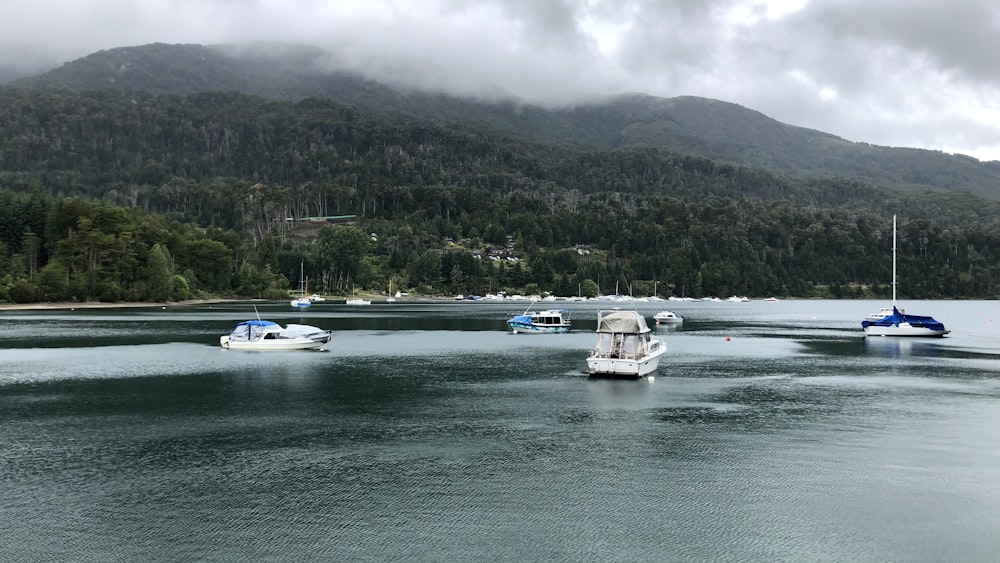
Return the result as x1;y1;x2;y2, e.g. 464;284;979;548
4;0;1000;161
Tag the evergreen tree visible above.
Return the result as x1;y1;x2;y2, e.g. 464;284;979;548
146;243;174;301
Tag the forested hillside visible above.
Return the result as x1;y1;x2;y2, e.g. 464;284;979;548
2;86;1000;303
12;42;1000;199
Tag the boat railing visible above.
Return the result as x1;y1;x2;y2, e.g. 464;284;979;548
592;340;642;360
592;348;638;360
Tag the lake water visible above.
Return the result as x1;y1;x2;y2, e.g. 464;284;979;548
2;299;1000;562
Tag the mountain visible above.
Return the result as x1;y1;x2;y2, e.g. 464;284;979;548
12;42;1000;199
13;42;367;99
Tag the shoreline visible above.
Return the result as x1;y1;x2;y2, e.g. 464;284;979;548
0;298;243;312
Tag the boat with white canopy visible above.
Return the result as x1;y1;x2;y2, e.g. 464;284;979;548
587;310;666;377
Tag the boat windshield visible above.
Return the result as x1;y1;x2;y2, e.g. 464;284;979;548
229;320;278;342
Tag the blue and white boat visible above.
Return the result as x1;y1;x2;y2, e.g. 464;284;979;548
220;320;332;351
507;306;571;334
861;215;949;337
862;306;949;337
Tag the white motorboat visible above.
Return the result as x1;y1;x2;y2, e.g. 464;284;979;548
220;320;332;351
308;294;326;302
653;310;683;324
507;307;571;334
346;298;371;305
587;310;666;377
861;215;949;337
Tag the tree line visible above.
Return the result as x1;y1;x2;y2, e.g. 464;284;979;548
2;87;1000;303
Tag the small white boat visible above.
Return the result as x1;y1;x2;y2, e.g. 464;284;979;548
507;307;571;334
220;320;332;351
308;294;326;302
861;215;949;337
653;310;683;324
346;298;372;305
587;310;666;378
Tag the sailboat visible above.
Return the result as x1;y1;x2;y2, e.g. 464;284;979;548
290;261;312;309
386;277;397;303
861;216;948;337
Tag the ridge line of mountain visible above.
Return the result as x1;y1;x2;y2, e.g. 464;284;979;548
5;41;999;199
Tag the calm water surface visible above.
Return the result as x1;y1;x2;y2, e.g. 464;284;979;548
2;299;1000;562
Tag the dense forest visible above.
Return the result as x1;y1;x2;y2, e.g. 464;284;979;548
14;42;1000;200
2;87;1000;303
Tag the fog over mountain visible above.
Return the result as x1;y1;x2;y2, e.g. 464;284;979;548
3;0;999;162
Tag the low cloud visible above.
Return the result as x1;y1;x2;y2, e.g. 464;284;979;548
2;0;998;160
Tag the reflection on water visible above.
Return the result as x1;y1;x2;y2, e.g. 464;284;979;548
2;300;1000;561
862;336;942;357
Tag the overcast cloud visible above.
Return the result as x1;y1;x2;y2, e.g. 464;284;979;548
3;0;999;161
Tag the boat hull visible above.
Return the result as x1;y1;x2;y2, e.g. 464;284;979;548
220;335;327;351
507;321;570;334
587;345;666;378
863;324;949;337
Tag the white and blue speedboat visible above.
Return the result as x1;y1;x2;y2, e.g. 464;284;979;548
220;320;332;351
507;307;571;334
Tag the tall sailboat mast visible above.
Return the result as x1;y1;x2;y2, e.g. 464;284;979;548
891;214;897;307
